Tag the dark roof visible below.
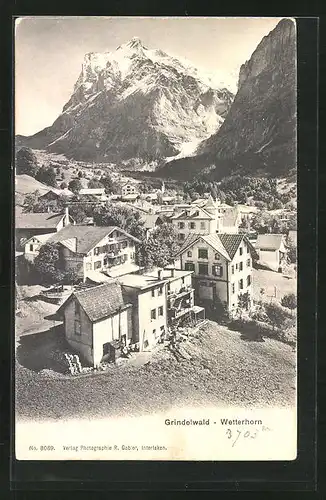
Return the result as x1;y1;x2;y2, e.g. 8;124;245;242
59;282;131;322
47;225;140;254
16;212;64;229
176;232;258;261
218;234;245;259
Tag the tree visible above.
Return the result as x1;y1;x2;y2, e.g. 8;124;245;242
60;182;68;189
237;292;251;319
100;174;119;194
78;171;83;178
88;179;104;189
36;165;57;187
68;179;82;194
34;243;64;284
264;302;289;331
138;223;181;270
16;147;39;177
94;203;146;241
281;293;297;312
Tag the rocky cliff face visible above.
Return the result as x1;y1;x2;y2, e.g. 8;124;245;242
160;18;297;180
20;38;234;164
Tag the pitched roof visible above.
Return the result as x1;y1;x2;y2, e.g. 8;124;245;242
175;232;258;261
171;207;215;220
218;234;245;259
16;212;65;229
46;225;140;254
23;233;53;245
79;188;105;195
255;234;286;251
59;282;131;322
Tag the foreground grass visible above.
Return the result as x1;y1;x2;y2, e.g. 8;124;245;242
16;321;296;422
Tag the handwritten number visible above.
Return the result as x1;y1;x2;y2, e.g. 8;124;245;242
226;429;232;439
232;430;241;447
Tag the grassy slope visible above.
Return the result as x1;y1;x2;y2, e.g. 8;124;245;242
16;320;296;422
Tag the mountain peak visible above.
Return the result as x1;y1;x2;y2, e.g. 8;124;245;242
124;37;147;50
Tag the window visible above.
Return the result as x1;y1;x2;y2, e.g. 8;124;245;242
178;233;185;241
86;262;92;271
94;247;100;256
212;264;223;277
239;247;243;256
198;263;208;275
232;283;235;294
231;265;234;274
122;240;128;248
247;246;250;253
151;309;156;321
247;258;251;267
178;222;185;229
236;263;238;270
199;281;208;287
198;248;208;259
158;286;163;296
215;253;220;260
239;262;243;271
185;262;195;272
94;261;102;270
153;329;156;338
200;222;206;230
103;258;108;266
151;289;155;297
247;275;251;286
187;250;192;258
124;254;128;262
29;244;33;252
158;306;164;316
239;279;244;290
189;222;196;229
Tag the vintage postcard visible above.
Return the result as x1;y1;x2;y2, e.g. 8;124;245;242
14;16;297;461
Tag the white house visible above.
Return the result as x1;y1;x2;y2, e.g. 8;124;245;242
44;225;141;281
121;183;138;197
174;233;258;314
57;281;133;366
117;273;168;351
255;234;288;271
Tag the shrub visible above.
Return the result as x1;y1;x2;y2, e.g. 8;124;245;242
264;302;290;331
281;292;297;311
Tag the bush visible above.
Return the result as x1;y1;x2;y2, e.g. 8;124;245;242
281;292;297;311
264;302;289;331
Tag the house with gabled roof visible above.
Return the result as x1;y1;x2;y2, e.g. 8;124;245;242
56;281;133;366
171;205;223;241
174;233;258;314
255;234;288;271
16;207;74;250
43;225;141;282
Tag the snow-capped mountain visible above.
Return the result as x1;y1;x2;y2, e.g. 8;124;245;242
19;37;234;164
160;19;297;180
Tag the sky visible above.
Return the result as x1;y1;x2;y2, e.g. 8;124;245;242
15;17;282;136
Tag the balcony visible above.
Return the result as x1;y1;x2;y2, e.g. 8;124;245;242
167;285;194;302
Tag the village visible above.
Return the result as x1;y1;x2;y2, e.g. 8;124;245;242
15;149;297;418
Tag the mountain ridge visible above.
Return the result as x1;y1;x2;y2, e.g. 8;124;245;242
159;18;297;181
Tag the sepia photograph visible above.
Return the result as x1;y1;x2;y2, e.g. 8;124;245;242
14;16;297;461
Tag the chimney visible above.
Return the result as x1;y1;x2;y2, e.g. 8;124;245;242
171;268;175;278
158;269;163;281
